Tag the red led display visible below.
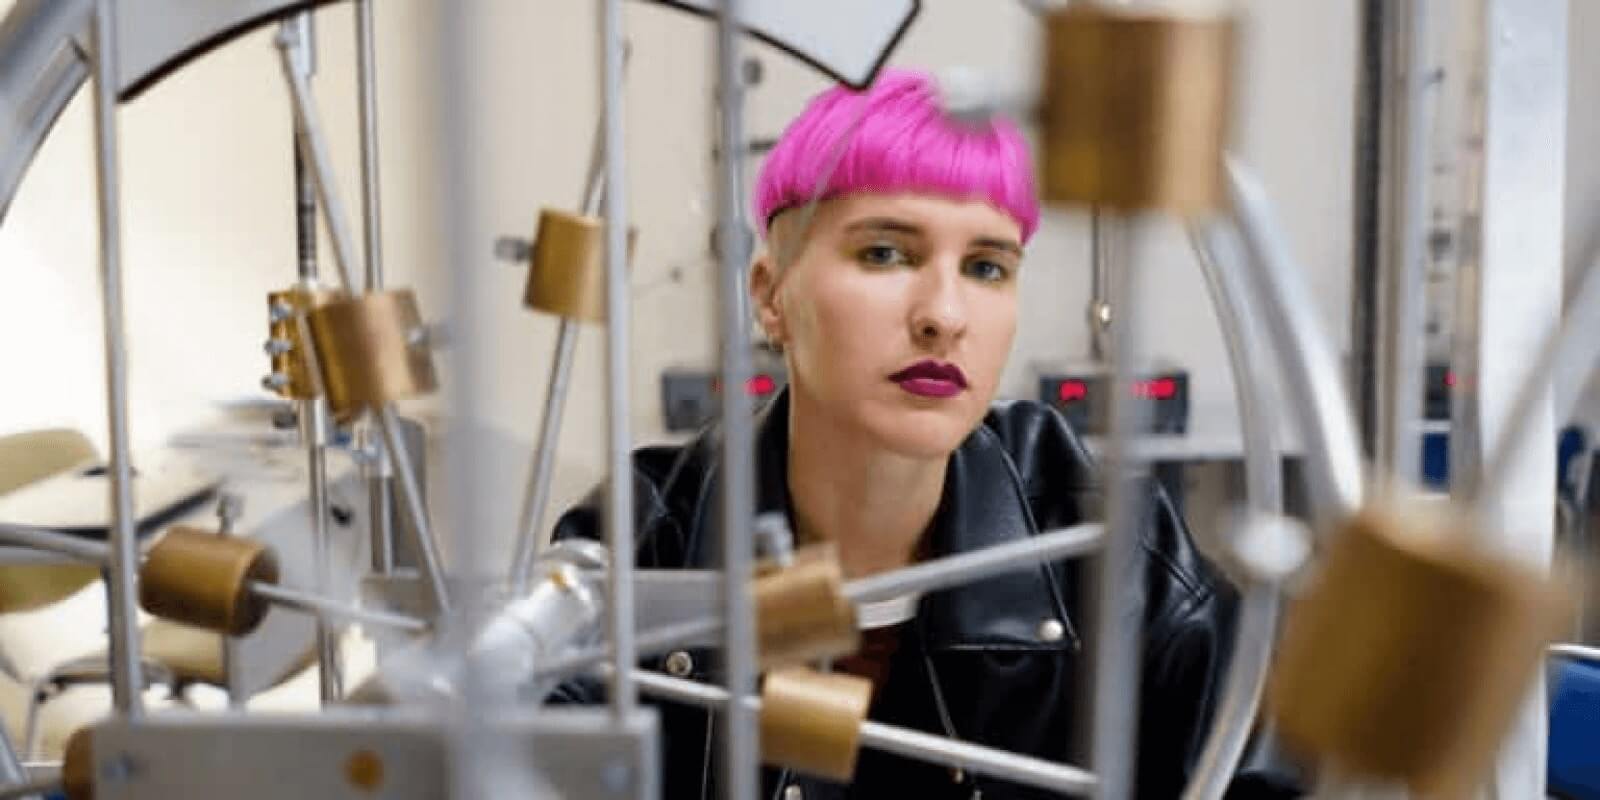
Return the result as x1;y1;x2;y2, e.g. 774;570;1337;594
1057;380;1089;403
1133;377;1178;400
747;374;777;396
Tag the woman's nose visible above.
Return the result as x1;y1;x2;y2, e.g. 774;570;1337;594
909;270;966;345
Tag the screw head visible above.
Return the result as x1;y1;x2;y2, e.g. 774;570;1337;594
1037;618;1066;643
664;650;694;677
261;373;290;391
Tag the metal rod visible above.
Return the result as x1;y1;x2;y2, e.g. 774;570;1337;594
0;778;56;800
353;0;397;576
633;670;1098;796
598;0;639;723
1183;222;1285;800
1087;210;1118;363
508;47;626;587
89;0;143;717
1550;642;1600;662
1086;214;1156;798
1372;0;1432;483
510;320;580;589
0;724;30;800
275;28;358;294
713;0;758;795
305;396;342;702
377;404;452;612
845;523;1103;604
1224;157;1366;523
0;524;112;564
248;581;429;634
535;523;1106;682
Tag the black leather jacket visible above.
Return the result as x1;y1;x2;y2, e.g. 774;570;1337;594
554;391;1297;799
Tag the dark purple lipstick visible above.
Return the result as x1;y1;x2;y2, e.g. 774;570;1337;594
889;360;968;399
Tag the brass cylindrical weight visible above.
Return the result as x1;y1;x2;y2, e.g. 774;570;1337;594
307;289;439;419
755;543;858;669
61;726;93;800
138;526;279;637
1040;6;1235;213
1268;505;1572;796
759;667;872;781
266;287;341;399
526;209;606;322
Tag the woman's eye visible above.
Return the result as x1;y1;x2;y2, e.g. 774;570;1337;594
858;244;910;267
964;259;1011;283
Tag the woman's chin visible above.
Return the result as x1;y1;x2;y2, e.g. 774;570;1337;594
860;408;978;460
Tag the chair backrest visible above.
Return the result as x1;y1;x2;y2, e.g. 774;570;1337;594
0;429;96;495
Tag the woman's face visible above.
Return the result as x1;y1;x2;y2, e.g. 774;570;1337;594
753;192;1024;459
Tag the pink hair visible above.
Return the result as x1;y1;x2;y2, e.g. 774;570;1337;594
753;68;1039;243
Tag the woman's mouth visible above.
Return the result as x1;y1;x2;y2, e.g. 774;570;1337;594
888;360;968;399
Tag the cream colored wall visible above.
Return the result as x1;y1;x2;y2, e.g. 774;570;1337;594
2;1;1357;557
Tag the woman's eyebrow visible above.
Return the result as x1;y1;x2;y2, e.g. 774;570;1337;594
843;217;923;237
971;236;1023;256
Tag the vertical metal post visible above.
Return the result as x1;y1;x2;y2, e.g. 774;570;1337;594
1086;215;1155;799
282;9;342;707
1087;211;1119;364
1371;0;1434;483
599;0;638;724
510;87;621;587
1448;0;1567;794
714;1;758;797
355;0;397;575
90;0;144;717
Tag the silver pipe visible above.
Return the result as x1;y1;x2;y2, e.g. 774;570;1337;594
1550;642;1600;662
535;523;1106;682
0;722;31;799
859;721;1097;796
304;396;341;702
846;523;1103;603
1087;214;1157;798
508;50;625;586
377;404;452;612
1183;222;1285;800
1224;157;1366;523
714;0;758;794
633;670;1098;795
275;29;358;294
0;524;111;564
599;0;638;722
89;0;143;717
353;0;396;576
287;12;318;283
510;320;580;589
248;581;429;634
0;778;56;800
1372;0;1433;483
1087;211;1120;363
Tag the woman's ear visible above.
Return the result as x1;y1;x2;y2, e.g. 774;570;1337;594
749;251;788;348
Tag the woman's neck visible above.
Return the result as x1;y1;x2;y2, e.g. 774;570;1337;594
785;390;948;579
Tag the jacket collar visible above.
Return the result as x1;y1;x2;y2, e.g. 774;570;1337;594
687;389;1076;652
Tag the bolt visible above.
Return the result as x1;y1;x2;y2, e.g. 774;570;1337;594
264;338;294;356
269;301;296;323
495;236;532;263
262;373;290;391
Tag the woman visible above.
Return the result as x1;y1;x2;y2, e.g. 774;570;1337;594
556;69;1293;799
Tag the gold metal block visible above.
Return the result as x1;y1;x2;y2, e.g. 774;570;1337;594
138;526;279;637
1268;505;1572;796
1040;6;1235;213
526;209;606;322
755;543;859;669
307;289;439;419
265;287;341;400
62;726;93;800
759;667;872;781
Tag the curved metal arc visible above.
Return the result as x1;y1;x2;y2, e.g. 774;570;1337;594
1223;157;1366;524
1180;221;1286;800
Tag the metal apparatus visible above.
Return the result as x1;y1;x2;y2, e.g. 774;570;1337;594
0;1;1585;799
